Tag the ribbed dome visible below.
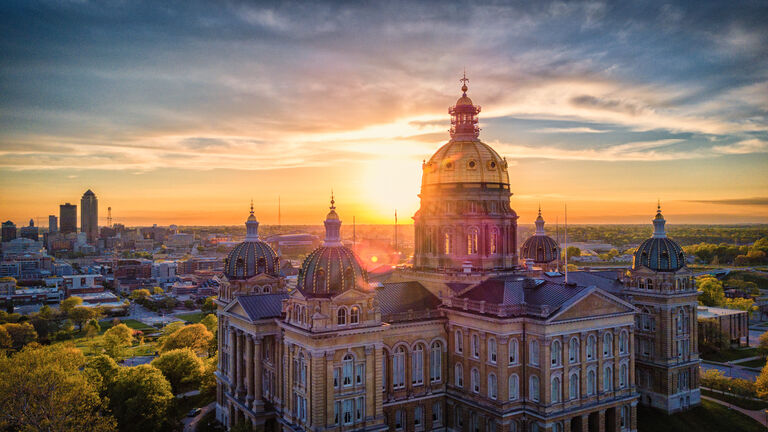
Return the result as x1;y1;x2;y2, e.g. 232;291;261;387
421;140;509;186
632;204;686;272
297;246;367;297
224;241;279;279
521;208;559;263
296;196;367;297
223;203;279;279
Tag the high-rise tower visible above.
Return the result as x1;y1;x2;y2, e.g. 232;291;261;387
60;203;77;234
413;74;518;272
81;189;98;243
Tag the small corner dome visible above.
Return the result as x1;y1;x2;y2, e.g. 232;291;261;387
632;204;685;272
297;246;367;297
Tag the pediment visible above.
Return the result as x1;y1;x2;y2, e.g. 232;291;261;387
245;273;279;283
331;287;374;302
222;299;249;319
550;288;634;322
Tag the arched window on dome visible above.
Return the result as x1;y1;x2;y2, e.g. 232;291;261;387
337;307;347;326
467;228;479;255
489;228;499;255
257;257;266;273
344;268;355;291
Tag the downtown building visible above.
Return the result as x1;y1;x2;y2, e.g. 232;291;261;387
214;79;699;432
81;189;99;243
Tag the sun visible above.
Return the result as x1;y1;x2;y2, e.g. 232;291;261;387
357;158;422;222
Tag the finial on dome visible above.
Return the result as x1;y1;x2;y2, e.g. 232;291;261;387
460;70;469;94
538;203;542;217
250;199;254;215
652;201;666;238
330;190;335;210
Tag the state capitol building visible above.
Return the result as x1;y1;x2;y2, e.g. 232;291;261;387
214;77;700;432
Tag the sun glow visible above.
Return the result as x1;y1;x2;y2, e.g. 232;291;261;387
357;158;422;223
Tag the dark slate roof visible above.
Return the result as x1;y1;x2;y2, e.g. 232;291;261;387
376;281;442;315
520;234;559;263
539;271;624;294
633;237;685;272
459;276;588;311
235;293;288;321
224;241;280;279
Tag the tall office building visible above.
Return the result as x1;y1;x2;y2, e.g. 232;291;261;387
48;215;58;233
19;219;39;241
81;189;98;243
60;203;77;234
1;221;17;243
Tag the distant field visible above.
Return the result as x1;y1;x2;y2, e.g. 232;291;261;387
701;347;758;363
175;311;205;323
638;399;764;432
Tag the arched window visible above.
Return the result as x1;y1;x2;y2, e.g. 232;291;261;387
430;342;442;382
603;364;613;392
569;373;579;400
569;337;579;363
455;330;463;353
587;369;596;395
619;330;628;354
467;228;478;255
551;376;561;403
350;306;360;324
443;231;453;255
471;334;480;358
342;354;354;387
471;368;480;393
393;347;405;389
412;344;424;385
337;307;347;326
509;374;519;400
638;279;645;289
488;373;498;400
489;228;499;254
509;338;518;364
530;375;540;402
620;363;628;389
551;340;562;366
603;332;613;358
529;340;540;366
316;269;326;292
488;337;497;364
262;285;270;293
455;363;464;388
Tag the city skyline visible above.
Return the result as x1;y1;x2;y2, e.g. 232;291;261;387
1;1;767;225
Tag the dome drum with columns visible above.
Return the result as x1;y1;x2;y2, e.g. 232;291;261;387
413;74;519;272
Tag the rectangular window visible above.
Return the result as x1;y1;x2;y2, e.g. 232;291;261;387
395;409;404;430
333;368;339;388
333;402;340;425
356;363;365;385
432;402;442;425
356;397;364;421
414;405;423;429
343;399;353;425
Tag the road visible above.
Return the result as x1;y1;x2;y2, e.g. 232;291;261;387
182;401;216;432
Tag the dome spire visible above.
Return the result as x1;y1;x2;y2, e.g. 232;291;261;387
323;192;342;246
449;71;481;139
245;200;260;240
535;205;546;235
652;201;666;238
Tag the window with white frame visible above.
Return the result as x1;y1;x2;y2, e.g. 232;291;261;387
356;363;365;386
455;330;463;354
414;405;423;430
569;337;579;363
620;363;627;389
604;364;613;392
430;342;442;382
529;340;540;366
412;344;424;385
395;408;404;430
393;347;405;389
530;375;540;402
333;401;340;425
509;374;519;400
603;332;613;358
619;330;628;355
337;307;347;325
587;334;596;360
569;373;579;399
509;338;518;364
621;405;629;431
455;363;464;387
350;306;360;324
342;398;352;424
551;340;562;366
551;376;561;403
342;354;354;387
471;334;480;358
333;368;339;388
488;337;497;364
488;373;498;399
432;401;442;425
587;369;596;395
471;368;480;393
355;397;364;422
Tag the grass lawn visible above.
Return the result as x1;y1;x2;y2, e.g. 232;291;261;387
702;389;768;410
176;311;206;323
638;399;764;432
702;347;758;363
738;357;767;369
120;318;157;332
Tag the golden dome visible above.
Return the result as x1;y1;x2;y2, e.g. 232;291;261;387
421;139;509;186
456;95;473;106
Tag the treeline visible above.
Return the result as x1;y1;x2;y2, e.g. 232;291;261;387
684;237;768;266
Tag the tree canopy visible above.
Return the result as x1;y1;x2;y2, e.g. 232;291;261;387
161;323;214;355
103;323;134;359
151;348;204;393
108;364;174;432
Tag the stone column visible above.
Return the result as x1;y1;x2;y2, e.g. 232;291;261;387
598;409;606;432
245;335;254;405
253;336;263;410
580;414;589;432
236;330;245;398
365;346;375;417
231;328;239;394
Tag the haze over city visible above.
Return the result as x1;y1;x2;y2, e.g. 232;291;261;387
1;1;767;226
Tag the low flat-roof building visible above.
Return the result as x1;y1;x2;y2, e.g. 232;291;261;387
697;306;748;348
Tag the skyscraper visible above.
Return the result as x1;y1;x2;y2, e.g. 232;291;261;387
60;203;77;234
1;221;17;243
48;215;58;233
19;219;39;241
81;189;98;243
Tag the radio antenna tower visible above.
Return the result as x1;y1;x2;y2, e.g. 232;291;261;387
107;206;113;227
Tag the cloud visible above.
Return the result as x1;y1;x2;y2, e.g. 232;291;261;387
687;197;768;206
530;127;608;134
712;139;768;155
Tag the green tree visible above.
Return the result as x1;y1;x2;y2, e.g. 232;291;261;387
758;332;768;357
200;313;218;334
0;344;116;431
85;318;101;339
151;348;204;393
201;296;217;315
152;287;164;295
566;246;581;258
756;361;768;399
161;324;214;355
103;323;134;359
1;322;38;349
130;289;151;300
86;354;120;392
70;306;95;331
0;326;11;351
199;354;218;397
161;321;185;337
697;276;725;307
60;296;84;315
109;364;174;432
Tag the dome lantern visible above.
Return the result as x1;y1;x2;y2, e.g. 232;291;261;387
449;72;482;139
633;202;686;272
245;199;260;241
652;201;666;238
323;192;342;246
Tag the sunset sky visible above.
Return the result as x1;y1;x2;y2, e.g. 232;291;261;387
1;1;767;226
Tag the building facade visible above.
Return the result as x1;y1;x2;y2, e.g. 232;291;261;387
60;203;77;234
81;189;99;243
215;77;698;431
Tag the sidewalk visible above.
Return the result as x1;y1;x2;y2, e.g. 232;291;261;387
701;395;768;429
